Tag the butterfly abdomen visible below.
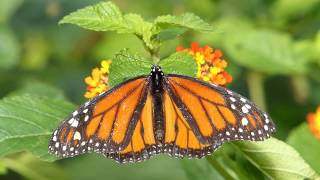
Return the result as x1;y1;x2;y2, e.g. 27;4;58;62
151;65;165;143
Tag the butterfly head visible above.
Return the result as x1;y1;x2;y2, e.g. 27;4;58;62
151;65;164;76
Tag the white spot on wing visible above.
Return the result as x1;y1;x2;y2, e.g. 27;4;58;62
71;120;79;127
72;111;78;116
240;97;246;102
242;106;249;113
68;118;75;124
241;117;249;126
230;97;236;102
84;115;89;122
73;131;81;140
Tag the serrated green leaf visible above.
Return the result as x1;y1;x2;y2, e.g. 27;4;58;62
3;153;67;180
59;2;124;31
287;123;320;174
155;13;214;32
0;25;20;69
0;159;7;175
108;50;152;87
59;2;156;50
224;29;308;75
159;52;197;77
0;95;75;161
233;138;320;180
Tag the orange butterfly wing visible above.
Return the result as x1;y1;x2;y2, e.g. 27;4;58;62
164;75;275;146
48;76;150;158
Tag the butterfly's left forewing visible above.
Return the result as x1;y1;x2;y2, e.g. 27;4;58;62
48;76;151;158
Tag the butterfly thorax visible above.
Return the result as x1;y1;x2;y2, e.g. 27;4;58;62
150;65;165;143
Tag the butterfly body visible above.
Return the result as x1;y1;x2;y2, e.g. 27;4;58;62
49;65;276;163
150;65;165;143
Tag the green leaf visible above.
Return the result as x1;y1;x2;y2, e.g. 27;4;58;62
224;29;308;75
272;0;319;23
233;138;320;180
287;123;320;174
3;153;67;180
0;25;20;69
0;159;7;175
181;158;224;180
0;95;75;161
59;2;156;50
9;81;66;100
0;0;23;23
156;27;187;41
59;2;123;31
108;50;152;87
159;52;197;77
155;13;214;32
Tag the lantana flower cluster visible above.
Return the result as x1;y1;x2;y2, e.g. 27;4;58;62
84;60;111;99
307;106;320;139
176;42;232;86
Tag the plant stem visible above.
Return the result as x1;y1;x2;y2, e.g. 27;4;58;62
291;75;309;104
135;34;160;64
246;71;267;111
206;156;236;180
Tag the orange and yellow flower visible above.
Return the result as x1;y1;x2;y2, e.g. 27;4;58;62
307;106;320;139
84;60;112;99
176;42;232;86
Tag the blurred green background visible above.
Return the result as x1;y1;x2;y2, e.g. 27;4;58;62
0;0;320;179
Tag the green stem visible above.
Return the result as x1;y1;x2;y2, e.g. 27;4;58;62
291;75;309;104
246;71;267;111
135;34;160;64
206;156;236;180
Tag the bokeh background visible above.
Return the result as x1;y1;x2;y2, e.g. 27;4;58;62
0;0;320;179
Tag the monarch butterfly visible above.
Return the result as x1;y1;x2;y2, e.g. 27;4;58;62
48;65;276;163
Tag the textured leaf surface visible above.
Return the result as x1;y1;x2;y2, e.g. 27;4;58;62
234;138;320;180
159;52;197;77
155;13;214;32
108;50;152;86
287;123;320;174
0;95;75;161
59;2;152;37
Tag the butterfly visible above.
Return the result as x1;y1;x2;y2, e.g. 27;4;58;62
48;65;276;163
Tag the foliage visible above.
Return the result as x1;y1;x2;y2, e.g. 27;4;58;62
0;0;320;180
